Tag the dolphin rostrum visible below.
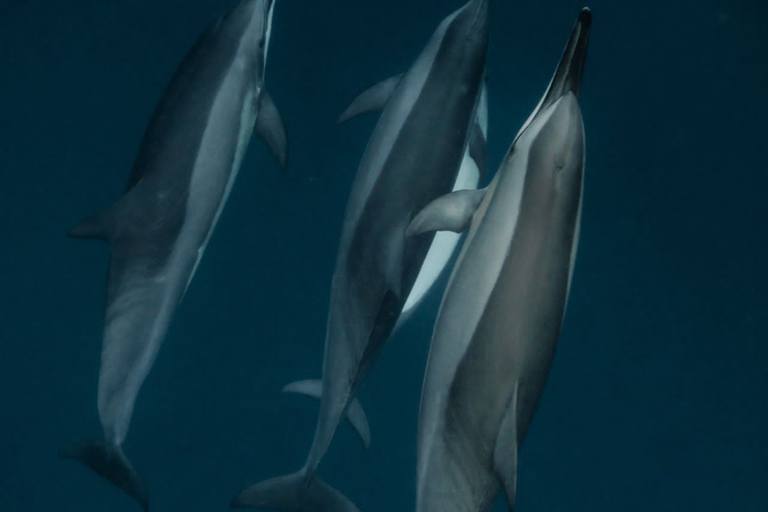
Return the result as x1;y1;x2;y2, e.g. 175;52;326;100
61;1;286;509
407;9;591;512
231;1;489;511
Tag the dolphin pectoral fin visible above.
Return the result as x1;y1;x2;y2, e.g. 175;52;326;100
255;90;288;171
283;380;371;450
337;73;404;123
493;384;519;510
59;440;149;511
406;189;487;237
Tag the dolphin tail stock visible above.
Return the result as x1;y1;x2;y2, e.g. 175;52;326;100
59;440;149;511
231;471;360;512
282;380;371;450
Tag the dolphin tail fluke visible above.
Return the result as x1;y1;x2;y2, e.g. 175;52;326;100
282;380;371;450
231;471;360;512
59;440;149;511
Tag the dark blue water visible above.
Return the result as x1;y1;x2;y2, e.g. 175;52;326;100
1;0;766;511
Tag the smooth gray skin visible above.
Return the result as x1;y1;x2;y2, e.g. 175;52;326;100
396;84;489;328
415;10;591;512
231;1;489;511
280;85;488;449
62;1;285;509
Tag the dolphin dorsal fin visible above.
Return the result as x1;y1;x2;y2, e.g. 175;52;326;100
337;73;404;124
67;194;132;242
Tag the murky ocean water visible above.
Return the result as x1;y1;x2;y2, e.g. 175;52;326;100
0;0;766;511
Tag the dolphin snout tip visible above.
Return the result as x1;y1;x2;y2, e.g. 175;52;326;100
578;7;592;27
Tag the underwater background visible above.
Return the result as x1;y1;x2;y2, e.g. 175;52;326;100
0;0;766;510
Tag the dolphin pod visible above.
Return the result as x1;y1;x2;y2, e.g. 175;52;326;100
231;1;489;511
409;9;591;512
64;1;593;511
62;0;285;509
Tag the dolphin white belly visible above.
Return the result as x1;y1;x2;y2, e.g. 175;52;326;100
61;2;287;510
231;2;490;512
412;10;592;512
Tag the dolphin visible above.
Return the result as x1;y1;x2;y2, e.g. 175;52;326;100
406;8;591;512
280;85;486;454
61;1;286;509
231;1;489;511
278;84;487;457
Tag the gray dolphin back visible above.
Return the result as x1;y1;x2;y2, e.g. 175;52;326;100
415;8;591;512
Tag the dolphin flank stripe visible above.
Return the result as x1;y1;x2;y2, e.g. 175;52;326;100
63;2;286;510
415;9;591;512
339;8;462;236
231;1;489;511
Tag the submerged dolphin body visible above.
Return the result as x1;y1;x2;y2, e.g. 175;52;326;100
231;1;489;511
409;9;591;512
61;1;286;509
279;85;487;451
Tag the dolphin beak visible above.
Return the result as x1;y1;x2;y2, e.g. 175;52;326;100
513;7;591;142
540;8;592;108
